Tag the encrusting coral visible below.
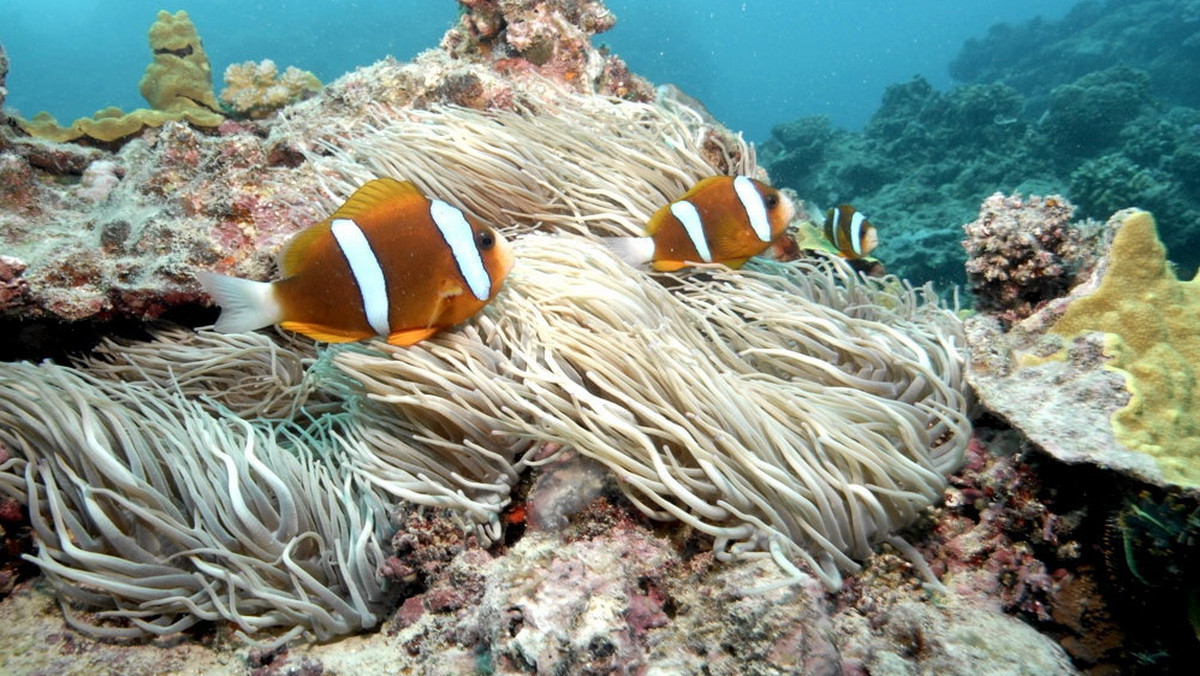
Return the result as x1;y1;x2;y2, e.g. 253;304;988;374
15;10;223;143
1050;210;1200;488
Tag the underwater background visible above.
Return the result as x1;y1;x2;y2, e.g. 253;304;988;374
2;1;1200;674
3;0;1080;140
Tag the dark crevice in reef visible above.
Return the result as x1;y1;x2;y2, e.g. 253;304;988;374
0;303;218;363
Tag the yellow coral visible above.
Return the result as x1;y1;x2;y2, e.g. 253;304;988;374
1051;210;1200;487
16;10;222;143
220;59;321;118
140;9;221;114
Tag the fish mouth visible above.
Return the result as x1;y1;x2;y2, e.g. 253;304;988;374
493;229;517;283
779;192;798;225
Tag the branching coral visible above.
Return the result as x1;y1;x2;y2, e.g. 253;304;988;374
330;234;971;589
221;60;322;119
0;359;391;642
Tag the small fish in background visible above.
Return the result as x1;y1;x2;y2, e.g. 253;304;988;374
196;178;514;347
823;204;878;260
606;175;795;271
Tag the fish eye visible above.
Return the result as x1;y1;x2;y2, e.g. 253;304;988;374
477;229;496;250
765;194;780;208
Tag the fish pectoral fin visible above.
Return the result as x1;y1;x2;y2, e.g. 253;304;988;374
721;256;751;269
387;327;441;346
420;283;464;329
280;321;372;344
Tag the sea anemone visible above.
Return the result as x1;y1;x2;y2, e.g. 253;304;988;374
0;359;390;642
330;234;971;589
0;89;970;641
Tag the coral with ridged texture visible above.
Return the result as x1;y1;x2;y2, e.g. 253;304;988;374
220;60;322;119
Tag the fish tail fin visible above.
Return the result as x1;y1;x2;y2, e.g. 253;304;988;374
195;271;284;334
602;236;656;268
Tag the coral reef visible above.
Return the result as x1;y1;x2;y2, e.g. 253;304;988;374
15;11;224;144
443;0;646;98
0;0;980;659
950;0;1200;112
0;234;971;643
763;3;1200;288
220;60;322;119
0;41;8;111
0;118;325;334
0;1;665;340
6;0;1198;671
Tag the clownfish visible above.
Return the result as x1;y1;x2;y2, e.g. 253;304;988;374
823;204;878;260
196;178;514;347
606;175;795;271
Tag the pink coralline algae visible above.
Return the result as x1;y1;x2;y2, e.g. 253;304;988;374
913;429;1127;672
963;192;1100;324
0;119;324;324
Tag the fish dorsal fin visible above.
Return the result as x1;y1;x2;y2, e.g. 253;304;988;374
677;176;729;202
645;176;728;236
279;221;333;277
330;178;423;221
280;178;423;276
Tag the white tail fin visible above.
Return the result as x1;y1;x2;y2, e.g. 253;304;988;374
602;236;655;267
195;271;284;334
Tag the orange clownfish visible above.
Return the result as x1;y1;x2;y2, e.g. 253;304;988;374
196;178;514;347
823;204;878;260
606;175;795;271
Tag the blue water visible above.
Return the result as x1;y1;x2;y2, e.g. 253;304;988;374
2;0;1078;143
